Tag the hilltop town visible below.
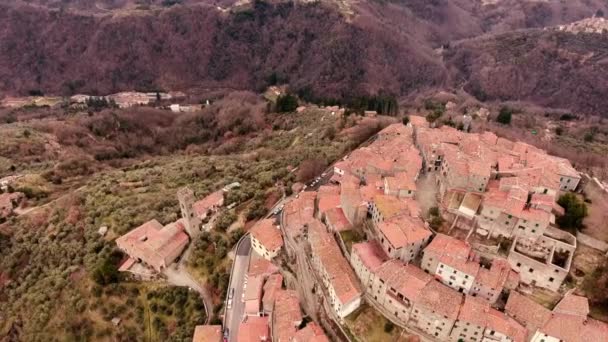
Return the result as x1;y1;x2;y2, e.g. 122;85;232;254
105;113;608;342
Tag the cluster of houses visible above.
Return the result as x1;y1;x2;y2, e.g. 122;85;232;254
113;117;607;341
0;91;200;111
115;186;225;276
193;227;327;342
268;119;605;341
414;121;581;292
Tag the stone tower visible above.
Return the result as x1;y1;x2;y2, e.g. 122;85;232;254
177;187;201;238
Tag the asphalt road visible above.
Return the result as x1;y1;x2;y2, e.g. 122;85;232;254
224;235;251;342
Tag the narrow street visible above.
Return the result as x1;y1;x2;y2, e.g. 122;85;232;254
224;235;251;342
162;240;214;324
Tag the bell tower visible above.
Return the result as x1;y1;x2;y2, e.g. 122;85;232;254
177;187;201;238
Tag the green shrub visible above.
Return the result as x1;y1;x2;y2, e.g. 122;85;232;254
276;93;299;113
496;107;513;125
557;193;588;231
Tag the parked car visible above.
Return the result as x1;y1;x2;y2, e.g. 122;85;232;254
224;328;229;339
229;288;234;300
227;298;232;309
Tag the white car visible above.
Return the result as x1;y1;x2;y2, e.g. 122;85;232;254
227;299;232;309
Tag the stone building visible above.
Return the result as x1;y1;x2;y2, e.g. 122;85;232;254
115;219;189;272
507;227;575;292
250;219;283;260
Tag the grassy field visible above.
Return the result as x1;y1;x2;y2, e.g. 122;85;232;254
345;304;416;342
0;106;386;341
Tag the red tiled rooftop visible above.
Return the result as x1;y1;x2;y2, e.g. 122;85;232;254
272;290;302;342
292;322;329;342
238;316;269;342
458;295;490;327
248;256;279;278
317;193;341;215
262;273;283;312
424;233;471;260
378;215;431;250
192;190;224;217
372;194;410;220
324;207;351;232
485;309;527;342
416;280;462;320
553;291;590;318
374;261;432;303
475;258;514;290
352;241;388;272
308;221;362;304
193;325;222;342
250;219;283;252
505;292;551;333
115;219;189;272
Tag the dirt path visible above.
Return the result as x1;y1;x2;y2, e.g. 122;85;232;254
415;172;438;216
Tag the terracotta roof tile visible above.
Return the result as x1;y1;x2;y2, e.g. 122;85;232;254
352;241;388;272
193;325;222;342
308;221;362;304
238;316;269;342
505;292;551;333
416;280;462;320
273;290;302;342
115;219;189;272
250;219;283;252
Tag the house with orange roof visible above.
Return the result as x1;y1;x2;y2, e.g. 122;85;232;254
505;291;552;338
316;185;341;217
409;279;463;340
421;234;480;293
270;290;302;342
322;207;351;232
292;322;330;342
375;215;432;263
370;260;434;323
369;194;410;225
250;219;283;260
350;241;388;289
244;275;265;317
477;180;553;239
470;258;519;304
238;316;269;342
450;296;527;342
115;219;189;272
553;157;581;191
262;273;283;314
192;325;222;342
384;172;417;198
177;187;225;237
192;190;224;220
504;291;608;342
248;257;279;278
283;191;317;239
340;184;367;225
308;221;362;318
